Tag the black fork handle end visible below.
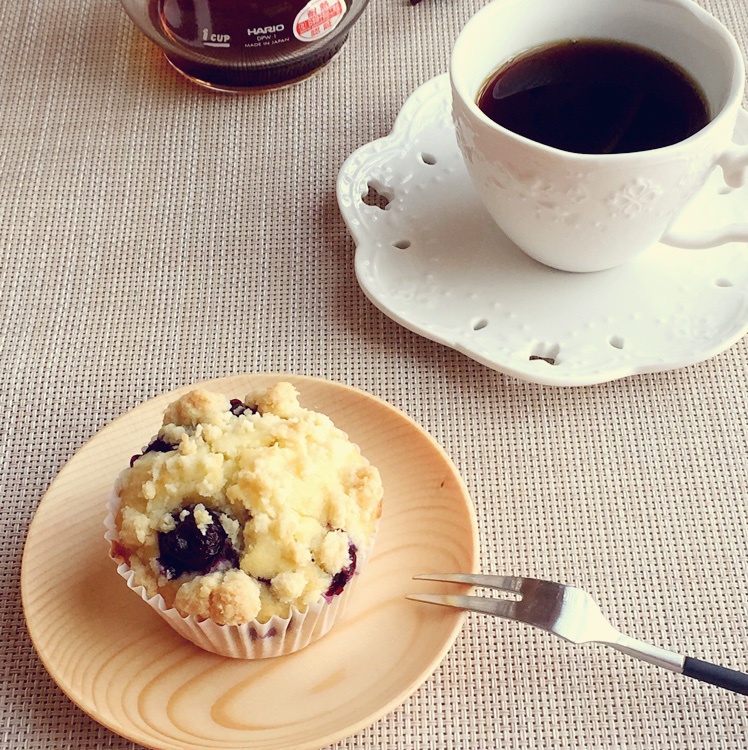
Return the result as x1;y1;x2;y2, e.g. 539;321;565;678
682;657;748;696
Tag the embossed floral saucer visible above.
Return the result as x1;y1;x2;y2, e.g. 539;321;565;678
337;74;748;386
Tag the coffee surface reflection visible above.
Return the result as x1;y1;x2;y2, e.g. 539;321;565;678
477;39;710;154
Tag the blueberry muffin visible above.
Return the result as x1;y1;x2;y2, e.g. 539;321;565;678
108;382;383;656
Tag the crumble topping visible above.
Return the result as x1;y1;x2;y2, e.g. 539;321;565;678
115;382;383;625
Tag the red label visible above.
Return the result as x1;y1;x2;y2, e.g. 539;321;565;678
294;0;347;42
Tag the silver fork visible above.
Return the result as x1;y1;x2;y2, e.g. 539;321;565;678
407;573;748;695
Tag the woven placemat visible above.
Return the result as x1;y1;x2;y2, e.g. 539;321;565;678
2;0;747;747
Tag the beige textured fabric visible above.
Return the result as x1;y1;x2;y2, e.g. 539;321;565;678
3;0;748;748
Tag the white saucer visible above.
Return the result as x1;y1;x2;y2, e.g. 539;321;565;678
337;74;748;386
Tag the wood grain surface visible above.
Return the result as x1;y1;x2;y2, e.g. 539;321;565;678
22;374;479;750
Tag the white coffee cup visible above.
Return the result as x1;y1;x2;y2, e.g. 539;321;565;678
450;0;748;273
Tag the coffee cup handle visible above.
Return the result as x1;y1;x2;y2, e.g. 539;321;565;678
662;144;748;249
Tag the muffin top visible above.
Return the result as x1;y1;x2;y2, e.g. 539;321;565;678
114;382;383;625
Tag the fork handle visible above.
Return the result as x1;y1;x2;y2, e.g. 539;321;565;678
682;657;748;696
612;636;748;695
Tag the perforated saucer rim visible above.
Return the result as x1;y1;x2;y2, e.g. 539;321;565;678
337;74;748;386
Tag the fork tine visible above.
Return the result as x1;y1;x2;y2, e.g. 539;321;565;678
406;592;519;621
412;572;525;594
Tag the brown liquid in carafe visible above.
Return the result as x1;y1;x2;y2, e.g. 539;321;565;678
477;39;710;154
149;0;353;87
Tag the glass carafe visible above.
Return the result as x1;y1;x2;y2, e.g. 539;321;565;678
119;0;370;90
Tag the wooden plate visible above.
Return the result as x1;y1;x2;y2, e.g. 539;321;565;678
22;374;479;750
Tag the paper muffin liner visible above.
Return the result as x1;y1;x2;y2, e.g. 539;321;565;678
104;490;374;659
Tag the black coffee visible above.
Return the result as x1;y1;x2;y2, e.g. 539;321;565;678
477;39;710;154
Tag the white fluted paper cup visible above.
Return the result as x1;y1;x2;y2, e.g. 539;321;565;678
104;491;374;659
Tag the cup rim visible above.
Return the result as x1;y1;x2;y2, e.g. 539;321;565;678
450;0;746;160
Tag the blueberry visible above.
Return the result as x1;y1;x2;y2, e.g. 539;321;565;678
229;399;257;417
129;436;177;467
158;506;238;579
325;543;357;598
